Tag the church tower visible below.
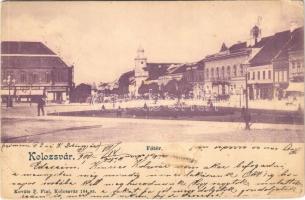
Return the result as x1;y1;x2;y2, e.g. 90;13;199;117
134;46;148;95
135;46;147;76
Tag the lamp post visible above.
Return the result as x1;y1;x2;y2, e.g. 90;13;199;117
242;62;250;130
3;75;16;108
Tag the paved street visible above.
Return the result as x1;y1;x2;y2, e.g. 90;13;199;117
1;104;304;143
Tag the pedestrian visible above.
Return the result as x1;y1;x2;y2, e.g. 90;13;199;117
37;95;46;116
117;106;122;117
144;102;149;118
144;102;148;110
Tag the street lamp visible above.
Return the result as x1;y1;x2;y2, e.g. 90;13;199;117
3;75;16;108
242;62;250;130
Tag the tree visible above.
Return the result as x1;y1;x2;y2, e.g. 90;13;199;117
164;79;179;96
138;82;149;95
147;82;159;94
178;78;193;97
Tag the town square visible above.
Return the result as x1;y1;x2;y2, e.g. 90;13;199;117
1;1;304;143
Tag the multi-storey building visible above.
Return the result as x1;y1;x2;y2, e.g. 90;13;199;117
203;36;267;103
249;27;303;100
272;27;304;99
1;41;74;103
183;62;205;99
204;42;250;101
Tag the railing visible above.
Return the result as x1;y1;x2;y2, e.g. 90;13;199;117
209;76;231;82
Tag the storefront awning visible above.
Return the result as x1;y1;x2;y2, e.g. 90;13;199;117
286;82;304;93
1;89;44;96
17;90;44;95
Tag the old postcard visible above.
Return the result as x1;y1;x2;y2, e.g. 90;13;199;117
0;0;304;199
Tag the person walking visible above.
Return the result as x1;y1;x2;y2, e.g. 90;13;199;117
37;96;46;116
117;106;122;117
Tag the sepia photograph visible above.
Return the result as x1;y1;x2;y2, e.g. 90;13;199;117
1;1;304;143
0;1;304;199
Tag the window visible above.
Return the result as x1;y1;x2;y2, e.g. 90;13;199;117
297;62;301;72
221;66;225;78
240;64;244;76
20;72;26;83
216;68;219;78
252;72;255;80
257;71;260;80
206;69;209;79
211;68;214;78
275;72;279;82
57;71;61;82
5;71;13;80
247;72;250;80
33;73;38;83
292;61;295;69
233;65;237;77
46;72;51;82
283;71;287;82
262;71;265;80
268;70;271;79
227;66;231;77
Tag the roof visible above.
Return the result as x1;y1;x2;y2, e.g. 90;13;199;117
251;35;272;48
220;43;228;52
205;41;251;61
169;62;203;74
204;34;274;62
229;42;247;53
288;27;304;52
1;56;70;69
118;70;134;85
144;62;180;80
249;30;291;67
1;41;56;55
170;64;188;74
273;27;304;61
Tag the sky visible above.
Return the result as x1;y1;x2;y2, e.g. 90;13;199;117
1;1;304;84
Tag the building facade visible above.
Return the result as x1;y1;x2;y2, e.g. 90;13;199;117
249;28;303;100
273;27;304;101
183;62;205;99
204;42;251;103
1;41;74;103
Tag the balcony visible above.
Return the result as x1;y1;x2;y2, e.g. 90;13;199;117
210;76;231;85
210;76;231;81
